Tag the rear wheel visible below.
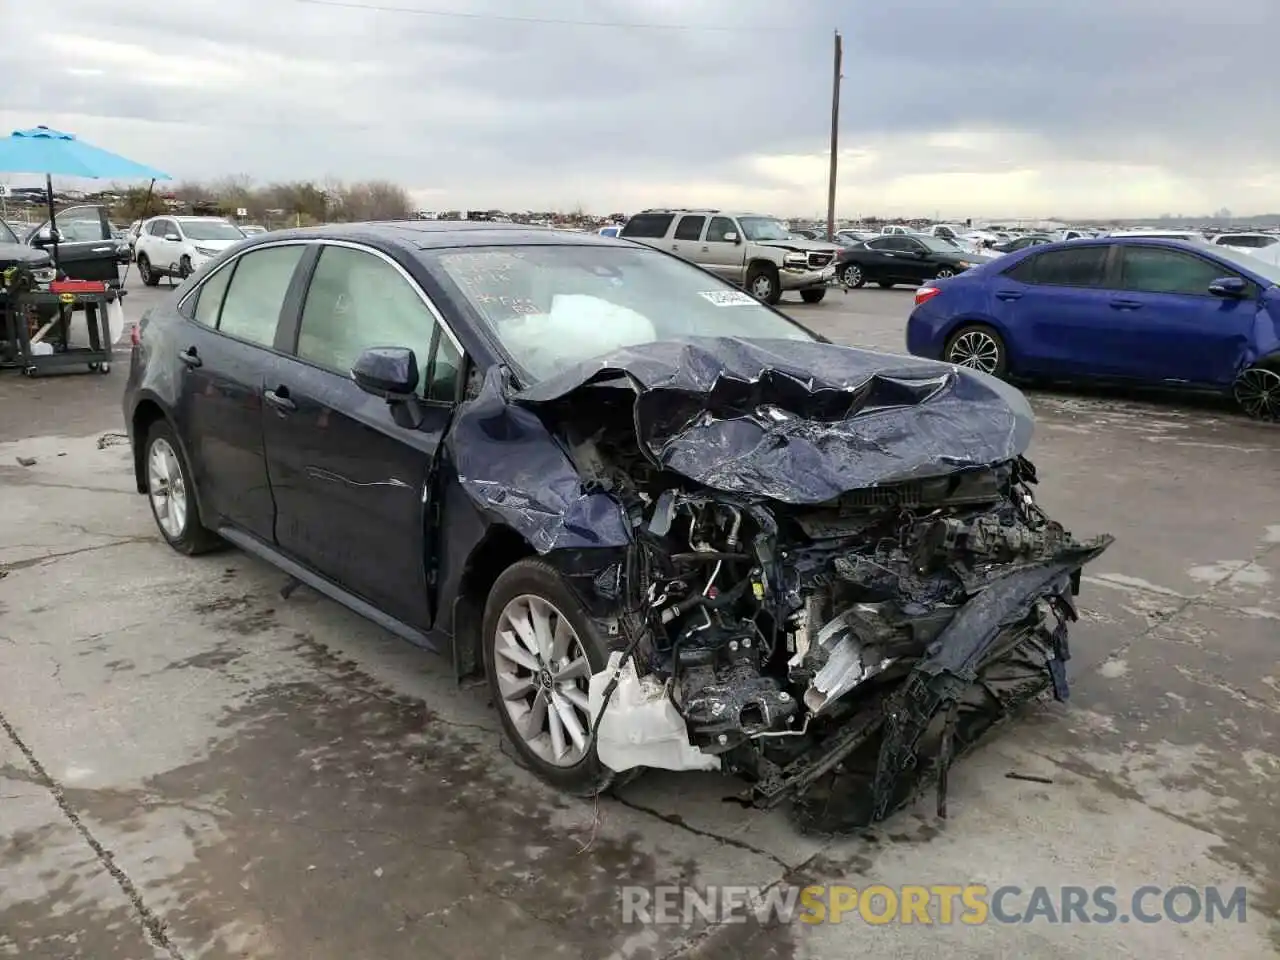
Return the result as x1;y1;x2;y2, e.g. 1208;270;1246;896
137;254;160;287
1233;364;1280;420
944;324;1008;378
841;264;865;288
746;264;782;305
800;287;827;304
483;559;616;796
144;420;220;554
935;267;956;280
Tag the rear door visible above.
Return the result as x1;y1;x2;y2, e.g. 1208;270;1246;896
699;216;748;282
262;242;463;630
670;214;707;264
1110;244;1259;386
173;242;310;539
28;204;121;283
988;244;1121;377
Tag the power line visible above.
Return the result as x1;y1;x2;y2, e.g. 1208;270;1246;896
293;0;800;32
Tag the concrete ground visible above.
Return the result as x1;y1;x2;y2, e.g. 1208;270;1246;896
1;274;1277;959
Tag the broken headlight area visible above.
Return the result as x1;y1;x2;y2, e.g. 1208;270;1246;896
583;455;1113;831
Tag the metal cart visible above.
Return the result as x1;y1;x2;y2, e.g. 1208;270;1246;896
0;280;118;377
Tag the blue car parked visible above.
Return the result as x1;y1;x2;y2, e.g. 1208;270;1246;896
905;237;1280;420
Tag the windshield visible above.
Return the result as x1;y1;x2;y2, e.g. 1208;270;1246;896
0;220;17;244
432;244;816;383
181;220;245;241
1219;235;1276;248
1205;243;1280;284
738;217;794;242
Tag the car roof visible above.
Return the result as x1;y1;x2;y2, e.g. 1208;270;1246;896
250;220;618;251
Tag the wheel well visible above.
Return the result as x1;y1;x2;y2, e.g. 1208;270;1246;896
1252;351;1280;372
746;258;778;276
451;526;535;679
130;399;166;493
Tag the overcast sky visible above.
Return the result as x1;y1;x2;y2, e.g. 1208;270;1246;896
5;0;1279;218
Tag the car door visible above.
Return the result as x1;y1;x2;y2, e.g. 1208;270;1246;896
896;237;937;282
261;242;464;631
699;216;748;283
863;236;913;281
670;214;707;265
1108;244;1259;385
27;204;121;283
173;242;310;540
987;244;1122;377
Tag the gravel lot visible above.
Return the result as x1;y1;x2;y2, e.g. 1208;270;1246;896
1;275;1277;958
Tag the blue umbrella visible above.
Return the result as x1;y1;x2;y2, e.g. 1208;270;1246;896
0;125;171;273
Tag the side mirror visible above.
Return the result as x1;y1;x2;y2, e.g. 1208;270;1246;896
723;232;740;243
353;346;419;398
164;233;181;242
1208;276;1248;298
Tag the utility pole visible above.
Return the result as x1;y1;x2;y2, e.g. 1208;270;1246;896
826;30;843;241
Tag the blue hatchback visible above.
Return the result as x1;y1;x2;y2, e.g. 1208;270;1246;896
905;237;1280;420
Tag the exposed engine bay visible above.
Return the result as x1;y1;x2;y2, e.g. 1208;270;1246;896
449;338;1114;829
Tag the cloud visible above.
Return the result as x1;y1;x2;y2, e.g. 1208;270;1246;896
3;0;1277;217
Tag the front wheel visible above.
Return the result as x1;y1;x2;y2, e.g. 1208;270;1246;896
746;264;782;305
800;287;827;304
483;559;616;797
1233;365;1280;420
944;324;1009;378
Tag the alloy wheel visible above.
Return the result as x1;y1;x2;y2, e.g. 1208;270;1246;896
947;330;1001;374
1234;367;1280;421
936;268;955;279
147;437;188;539
842;265;861;286
750;274;775;301
138;258;151;283
493;594;594;767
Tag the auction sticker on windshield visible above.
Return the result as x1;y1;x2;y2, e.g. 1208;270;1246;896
698;290;758;306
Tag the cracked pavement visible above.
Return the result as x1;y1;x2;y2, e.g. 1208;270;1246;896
1;279;1278;958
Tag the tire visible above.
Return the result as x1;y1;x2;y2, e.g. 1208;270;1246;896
878;281;895;289
935;267;956;280
944;324;1009;378
483;558;616;797
746;264;782;305
800;287;827;304
1233;364;1280;421
841;264;865;288
138;254;160;287
142;419;220;555
179;255;192;279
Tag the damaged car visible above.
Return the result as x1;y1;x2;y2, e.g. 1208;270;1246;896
123;222;1112;829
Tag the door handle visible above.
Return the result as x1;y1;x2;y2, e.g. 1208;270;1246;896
996;290;1023;301
701;246;709;252
264;387;296;412
92;246;113;253
1110;299;1143;310
178;347;202;368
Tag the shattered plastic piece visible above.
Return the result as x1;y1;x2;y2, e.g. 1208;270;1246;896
587;653;720;773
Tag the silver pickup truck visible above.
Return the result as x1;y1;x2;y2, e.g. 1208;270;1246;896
619;208;841;304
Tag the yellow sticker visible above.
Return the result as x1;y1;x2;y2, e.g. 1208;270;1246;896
59;292;76;304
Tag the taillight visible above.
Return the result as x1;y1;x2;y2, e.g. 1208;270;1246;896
915;286;941;307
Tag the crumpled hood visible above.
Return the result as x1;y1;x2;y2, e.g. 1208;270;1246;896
0;242;52;269
514;337;1035;504
756;238;842;255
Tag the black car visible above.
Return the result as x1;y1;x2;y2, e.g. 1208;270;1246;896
123;222;1109;828
836;234;982;289
0;218;55;285
992;234;1053;254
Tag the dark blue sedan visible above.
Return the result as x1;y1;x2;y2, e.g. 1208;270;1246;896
905;237;1280;419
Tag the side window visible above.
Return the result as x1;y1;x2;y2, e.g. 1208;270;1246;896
192;263;234;326
619;213;675;239
866;237;894;251
1020;246;1110;287
901;238;926;253
1119;247;1233;297
881;237;912;252
706;217;737;242
296;246;440;388
674;215;706;241
217;245;305;346
148;220;168;237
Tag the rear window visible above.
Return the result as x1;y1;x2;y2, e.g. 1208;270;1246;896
620;213;675;239
1006;245;1109;287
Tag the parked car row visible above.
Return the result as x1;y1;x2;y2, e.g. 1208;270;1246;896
906;236;1280;420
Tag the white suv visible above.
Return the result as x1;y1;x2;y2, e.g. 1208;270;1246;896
619;209;840;304
134;216;246;285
